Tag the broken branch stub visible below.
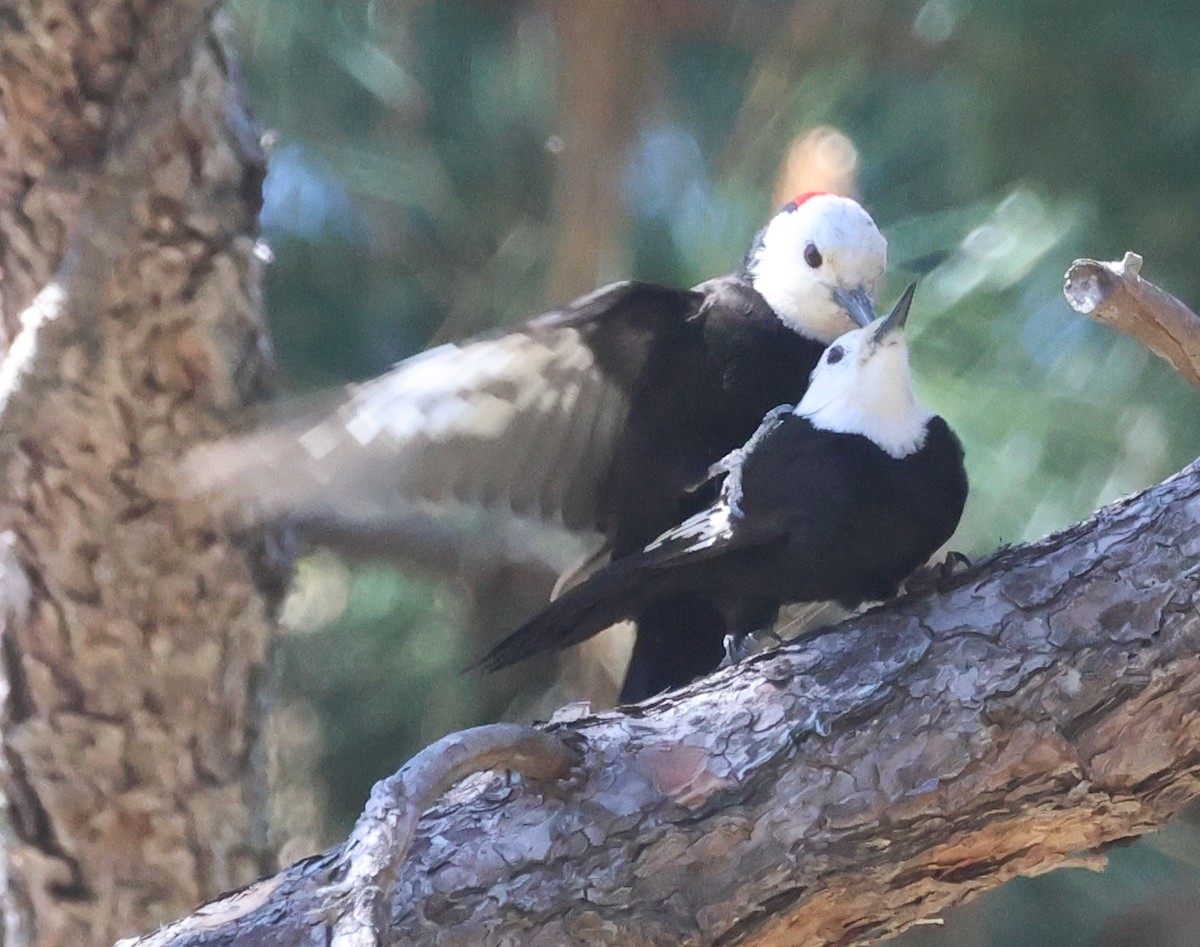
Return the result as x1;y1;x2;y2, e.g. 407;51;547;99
1063;252;1200;389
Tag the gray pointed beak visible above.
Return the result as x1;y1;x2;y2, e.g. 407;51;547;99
875;282;917;339
831;287;878;328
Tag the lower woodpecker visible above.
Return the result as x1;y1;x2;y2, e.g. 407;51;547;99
474;284;969;701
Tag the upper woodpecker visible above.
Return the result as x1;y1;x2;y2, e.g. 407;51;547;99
189;193;885;550
474;284;969;699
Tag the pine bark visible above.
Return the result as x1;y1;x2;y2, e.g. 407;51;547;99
0;2;282;944
120;456;1200;946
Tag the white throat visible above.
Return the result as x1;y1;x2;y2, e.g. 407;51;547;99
796;336;932;459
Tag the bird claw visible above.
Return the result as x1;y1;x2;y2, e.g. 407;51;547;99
940;550;971;576
721;628;785;667
720;634;747;667
905;550;972;594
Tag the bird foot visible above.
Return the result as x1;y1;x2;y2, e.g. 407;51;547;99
905;550;972;594
720;628;785;667
941;549;972;576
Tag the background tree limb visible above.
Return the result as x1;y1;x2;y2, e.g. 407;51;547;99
119;444;1200;946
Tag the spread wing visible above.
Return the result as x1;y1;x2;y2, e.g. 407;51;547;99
182;281;703;534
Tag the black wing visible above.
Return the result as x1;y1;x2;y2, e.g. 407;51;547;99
471;496;792;673
473;415;807;672
182;281;704;533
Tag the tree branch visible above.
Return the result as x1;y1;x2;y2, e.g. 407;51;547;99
1063;252;1200;389
319;725;579;947
116;450;1200;946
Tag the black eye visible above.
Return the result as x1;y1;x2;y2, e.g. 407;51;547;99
804;242;823;268
826;345;844;365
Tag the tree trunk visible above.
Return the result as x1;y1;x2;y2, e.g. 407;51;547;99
0;2;283;944
120;454;1200;946
542;0;650;304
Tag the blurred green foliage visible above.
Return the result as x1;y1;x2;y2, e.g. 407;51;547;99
228;1;1200;942
276;559;467;821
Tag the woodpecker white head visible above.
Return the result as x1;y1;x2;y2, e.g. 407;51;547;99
795;283;932;459
744;192;887;344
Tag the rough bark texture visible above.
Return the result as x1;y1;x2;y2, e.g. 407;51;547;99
0;2;282;944
324;725;579;947
120;456;1200;947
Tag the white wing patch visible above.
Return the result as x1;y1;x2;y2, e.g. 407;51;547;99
646;503;737;555
181;327;630;531
324;335;587;447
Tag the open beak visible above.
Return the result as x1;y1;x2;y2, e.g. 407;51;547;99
874;282;917;339
831;287;878;328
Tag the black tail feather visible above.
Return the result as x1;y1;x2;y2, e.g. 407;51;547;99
468;559;652;673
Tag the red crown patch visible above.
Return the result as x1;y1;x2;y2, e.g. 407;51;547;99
791;191;828;208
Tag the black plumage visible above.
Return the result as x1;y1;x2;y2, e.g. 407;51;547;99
475;292;969;698
555;277;833;554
